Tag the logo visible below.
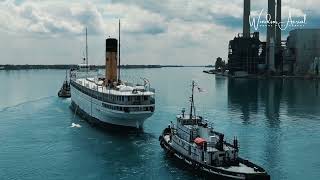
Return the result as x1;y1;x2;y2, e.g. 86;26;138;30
249;9;307;31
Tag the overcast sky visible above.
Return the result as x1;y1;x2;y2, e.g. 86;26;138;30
0;0;319;65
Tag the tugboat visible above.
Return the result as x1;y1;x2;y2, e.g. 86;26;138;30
58;70;71;98
159;81;270;180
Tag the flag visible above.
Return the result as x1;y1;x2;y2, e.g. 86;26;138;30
197;87;206;92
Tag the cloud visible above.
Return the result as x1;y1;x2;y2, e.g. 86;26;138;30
0;1;170;37
102;3;167;35
0;0;104;36
0;0;319;65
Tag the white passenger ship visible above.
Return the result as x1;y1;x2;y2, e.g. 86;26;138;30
70;26;155;129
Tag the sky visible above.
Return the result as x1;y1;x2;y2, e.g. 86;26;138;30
0;0;319;65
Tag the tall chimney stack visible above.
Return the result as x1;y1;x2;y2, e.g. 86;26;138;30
276;0;281;52
105;38;118;83
267;0;276;70
243;0;250;38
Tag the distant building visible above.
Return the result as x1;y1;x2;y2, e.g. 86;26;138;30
284;29;320;75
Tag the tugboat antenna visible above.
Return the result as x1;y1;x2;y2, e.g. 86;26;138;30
190;81;195;119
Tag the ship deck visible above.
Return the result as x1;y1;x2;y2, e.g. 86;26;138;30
217;163;257;174
73;78;155;96
164;134;262;174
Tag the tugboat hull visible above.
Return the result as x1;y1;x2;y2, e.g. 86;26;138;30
159;134;270;180
58;90;71;98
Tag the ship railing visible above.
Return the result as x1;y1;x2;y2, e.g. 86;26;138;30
122;81;155;92
130;99;155;105
196;118;214;129
150;98;155;104
148;88;155;93
70;69;98;79
171;128;177;135
206;142;217;148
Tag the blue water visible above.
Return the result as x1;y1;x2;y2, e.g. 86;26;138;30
0;68;320;180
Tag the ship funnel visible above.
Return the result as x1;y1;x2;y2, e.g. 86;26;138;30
105;38;118;84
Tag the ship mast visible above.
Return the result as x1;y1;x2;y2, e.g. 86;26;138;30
86;27;88;73
189;81;195;119
118;19;121;81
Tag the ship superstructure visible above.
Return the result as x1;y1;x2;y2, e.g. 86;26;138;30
70;24;155;128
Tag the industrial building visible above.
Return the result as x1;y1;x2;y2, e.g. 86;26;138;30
228;0;283;75
228;0;320;76
283;29;320;75
228;32;266;74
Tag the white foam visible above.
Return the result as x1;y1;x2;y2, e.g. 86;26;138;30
71;123;81;128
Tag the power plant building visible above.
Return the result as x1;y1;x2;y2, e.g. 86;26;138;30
228;33;266;74
228;0;287;75
228;0;267;75
227;0;320;76
284;29;320;75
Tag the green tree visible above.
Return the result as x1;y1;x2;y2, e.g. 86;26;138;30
215;57;226;71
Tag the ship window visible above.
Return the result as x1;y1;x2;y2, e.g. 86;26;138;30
144;96;148;101
128;96;131;101
121;96;124;101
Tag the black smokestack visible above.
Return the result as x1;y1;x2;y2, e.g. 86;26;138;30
243;0;250;37
276;0;281;51
267;0;276;68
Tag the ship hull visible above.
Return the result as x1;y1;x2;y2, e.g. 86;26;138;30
159;133;270;180
70;84;153;128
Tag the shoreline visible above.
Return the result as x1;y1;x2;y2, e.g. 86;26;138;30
203;71;320;80
0;64;212;70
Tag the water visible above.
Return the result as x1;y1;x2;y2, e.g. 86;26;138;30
0;68;320;180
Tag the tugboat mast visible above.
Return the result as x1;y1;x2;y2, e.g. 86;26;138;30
189;81;195;119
